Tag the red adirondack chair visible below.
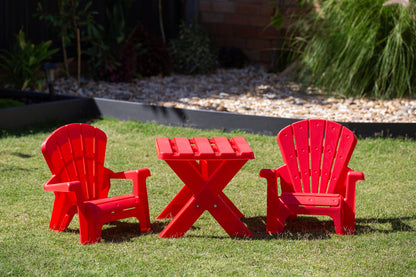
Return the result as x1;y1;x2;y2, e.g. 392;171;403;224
260;119;364;235
41;123;152;244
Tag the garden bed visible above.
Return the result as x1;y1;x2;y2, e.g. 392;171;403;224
1;88;415;138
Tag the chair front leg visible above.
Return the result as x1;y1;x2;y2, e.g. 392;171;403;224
341;170;364;235
260;169;281;233
78;204;103;245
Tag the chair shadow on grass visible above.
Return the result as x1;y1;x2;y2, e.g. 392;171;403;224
100;220;203;243
63;216;414;242
0;151;34;172
355;216;414;234
63;220;172;243
242;215;415;240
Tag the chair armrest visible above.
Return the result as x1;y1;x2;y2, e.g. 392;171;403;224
259;168;279;197
110;169;151;196
260;165;294;194
344;169;365;208
43;175;82;193
110;168;151;180
259;168;278;180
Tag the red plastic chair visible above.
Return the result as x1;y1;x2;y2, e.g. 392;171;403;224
260;119;364;235
41;123;152;244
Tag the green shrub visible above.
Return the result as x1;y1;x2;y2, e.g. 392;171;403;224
86;3;170;81
85;2;141;82
0;30;58;90
292;0;416;98
169;23;217;75
133;24;172;77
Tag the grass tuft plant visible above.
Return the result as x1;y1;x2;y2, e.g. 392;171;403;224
292;0;416;99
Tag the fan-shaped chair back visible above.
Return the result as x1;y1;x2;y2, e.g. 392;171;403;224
277;119;357;196
42;124;110;201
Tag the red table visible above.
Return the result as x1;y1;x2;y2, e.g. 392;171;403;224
155;136;255;238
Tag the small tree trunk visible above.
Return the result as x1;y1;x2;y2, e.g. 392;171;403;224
158;0;166;44
71;0;81;87
76;27;81;87
61;36;70;77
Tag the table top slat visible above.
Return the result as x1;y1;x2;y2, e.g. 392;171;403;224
156;136;254;160
230;137;255;158
173;137;194;158
212;137;235;158
193;137;215;158
155;137;174;159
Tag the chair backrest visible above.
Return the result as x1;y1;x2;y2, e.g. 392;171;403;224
277;119;357;195
41;123;110;200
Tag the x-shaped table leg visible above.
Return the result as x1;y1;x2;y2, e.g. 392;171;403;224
157;160;244;220
158;159;253;238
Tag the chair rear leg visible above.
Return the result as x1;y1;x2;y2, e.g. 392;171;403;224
49;194;77;231
57;206;77;231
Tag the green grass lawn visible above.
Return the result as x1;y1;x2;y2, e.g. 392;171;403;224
0;119;415;276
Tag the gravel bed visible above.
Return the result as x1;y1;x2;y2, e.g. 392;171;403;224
50;65;416;123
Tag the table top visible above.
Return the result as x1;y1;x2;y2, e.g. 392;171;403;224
156;137;254;160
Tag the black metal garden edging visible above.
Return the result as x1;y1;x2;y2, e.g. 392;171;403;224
92;98;416;139
0;89;96;130
1;90;415;138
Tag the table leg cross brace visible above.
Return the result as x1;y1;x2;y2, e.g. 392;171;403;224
158;159;253;238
